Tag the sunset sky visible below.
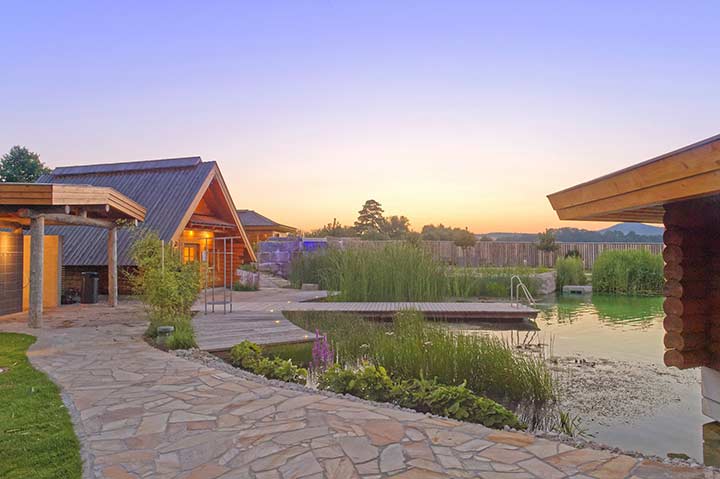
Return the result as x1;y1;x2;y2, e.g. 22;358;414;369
2;1;720;233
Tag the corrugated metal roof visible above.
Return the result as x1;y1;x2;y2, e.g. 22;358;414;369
39;159;215;266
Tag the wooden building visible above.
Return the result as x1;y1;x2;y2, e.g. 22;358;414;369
38;157;255;294
237;209;297;246
0;183;146;326
547;132;720;421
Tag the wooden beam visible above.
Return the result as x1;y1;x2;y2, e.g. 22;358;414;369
29;216;44;328
108;227;118;307
17;210;116;228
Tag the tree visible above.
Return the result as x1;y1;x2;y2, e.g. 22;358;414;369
307;218;357;238
420;224;476;248
383;215;411;239
354;199;386;236
536;229;559;253
0;146;51;183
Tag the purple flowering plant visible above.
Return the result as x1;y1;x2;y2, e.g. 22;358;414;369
311;329;334;372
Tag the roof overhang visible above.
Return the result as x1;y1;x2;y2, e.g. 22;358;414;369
547;133;720;223
0;183;146;227
243;224;297;233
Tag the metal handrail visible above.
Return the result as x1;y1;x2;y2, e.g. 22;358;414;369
510;275;536;307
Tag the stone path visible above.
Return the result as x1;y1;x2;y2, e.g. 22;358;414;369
0;303;711;479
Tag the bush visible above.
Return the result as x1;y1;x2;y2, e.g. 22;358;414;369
253;357;307;383
555;257;586;290
230;340;263;369
319;363;394;402
128;231;201;347
592;250;663;295
393;378;523;429
229;340;306;384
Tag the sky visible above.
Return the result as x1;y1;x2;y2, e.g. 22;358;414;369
2;1;720;233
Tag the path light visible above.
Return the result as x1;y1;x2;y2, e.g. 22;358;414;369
157;325;175;345
274;320;280;324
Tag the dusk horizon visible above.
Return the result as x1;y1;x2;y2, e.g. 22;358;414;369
4;1;719;232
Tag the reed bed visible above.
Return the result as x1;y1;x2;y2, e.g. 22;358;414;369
284;310;556;408
289;244;542;300
592;250;663;295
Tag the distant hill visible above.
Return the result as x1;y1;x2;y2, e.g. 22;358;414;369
481;225;663;243
599;223;664;236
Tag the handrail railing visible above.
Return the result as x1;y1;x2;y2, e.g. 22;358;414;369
510;275;536;307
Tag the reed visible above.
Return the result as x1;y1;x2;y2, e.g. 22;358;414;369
592;250;663;295
555;257;586;290
289;244;543;300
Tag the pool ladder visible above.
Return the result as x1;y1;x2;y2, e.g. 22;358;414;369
510;275;536;307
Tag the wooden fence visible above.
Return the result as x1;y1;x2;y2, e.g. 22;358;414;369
325;238;663;269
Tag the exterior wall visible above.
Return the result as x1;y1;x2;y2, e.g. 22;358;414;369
0;232;23;316
22;235;62;311
246;229;292;247
63;265;136;296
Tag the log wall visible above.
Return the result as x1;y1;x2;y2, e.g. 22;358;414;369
663;195;720;370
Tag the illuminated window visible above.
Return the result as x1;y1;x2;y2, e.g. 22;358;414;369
183;244;199;263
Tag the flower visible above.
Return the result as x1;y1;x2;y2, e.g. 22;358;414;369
385;331;395;336
360;344;370;349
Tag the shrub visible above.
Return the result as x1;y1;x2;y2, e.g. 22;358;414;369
229;341;306;384
393;378;523;429
319;363;394;402
555;257;586;290
592;250;663;295
230;340;263;369
128;231;201;347
253;357;307;383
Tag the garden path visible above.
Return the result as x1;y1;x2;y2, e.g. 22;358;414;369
0;303;709;479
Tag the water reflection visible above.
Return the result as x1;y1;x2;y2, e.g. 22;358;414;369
447;294;704;464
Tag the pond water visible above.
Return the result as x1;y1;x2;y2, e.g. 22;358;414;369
450;294;709;464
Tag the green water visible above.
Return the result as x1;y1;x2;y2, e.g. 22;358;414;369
454;294;706;464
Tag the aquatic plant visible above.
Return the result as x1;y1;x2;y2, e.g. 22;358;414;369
592;250;663;295
284;310;556;408
555;257;586;290
311;329;334;371
289;244;543;300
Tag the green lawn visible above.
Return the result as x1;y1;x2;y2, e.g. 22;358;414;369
0;333;81;479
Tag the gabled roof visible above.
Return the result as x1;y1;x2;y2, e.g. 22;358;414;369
237;209;296;232
38;157;255;265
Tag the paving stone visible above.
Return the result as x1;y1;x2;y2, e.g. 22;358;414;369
364;419;406;446
339;436;380;463
273;426;330;445
323;457;358;478
278;451;322;478
479;445;534;464
519;457;567;479
486;431;536;448
380;443;407;473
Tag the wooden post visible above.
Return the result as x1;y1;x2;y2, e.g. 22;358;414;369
108;227;118;307
29;215;45;328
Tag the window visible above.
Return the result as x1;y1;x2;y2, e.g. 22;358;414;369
183;244;199;263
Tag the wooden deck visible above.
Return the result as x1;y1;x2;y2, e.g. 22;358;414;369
193;287;538;352
281;302;537;320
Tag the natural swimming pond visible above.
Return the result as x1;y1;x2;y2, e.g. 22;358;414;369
450;295;708;464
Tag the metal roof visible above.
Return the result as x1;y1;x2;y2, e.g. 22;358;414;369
237;209;296;231
38;158;216;266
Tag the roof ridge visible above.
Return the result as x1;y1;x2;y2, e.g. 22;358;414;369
51;157;203;176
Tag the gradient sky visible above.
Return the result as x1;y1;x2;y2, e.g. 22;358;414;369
2;1;720;233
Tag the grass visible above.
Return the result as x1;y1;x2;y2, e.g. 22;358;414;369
592;249;663;295
289;244;543;300
0;333;81;479
284;311;556;410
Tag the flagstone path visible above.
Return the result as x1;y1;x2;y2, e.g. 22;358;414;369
0;303;712;479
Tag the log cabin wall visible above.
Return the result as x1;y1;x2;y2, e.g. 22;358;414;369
663;195;720;370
